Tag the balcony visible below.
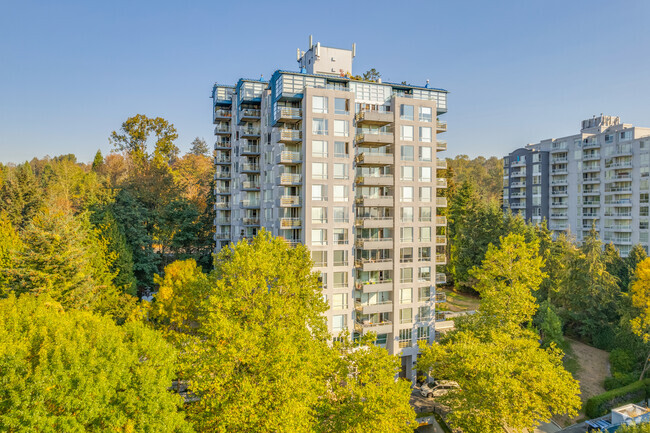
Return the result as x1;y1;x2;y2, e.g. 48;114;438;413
436;160;448;170
240;127;260;138
280;218;302;229
355;174;394;186
213;108;232;121
214;139;231;149
214;218;230;225
551;168;568;175
238;108;261;123
355;320;393;335
242;218;260;226
551;202;568;208
511;160;526;167
436;216;447;226
436;178;447;188
436;274;447;285
435;292;447;302
607;161;633;169
436;120;447;133
436;197;447;207
355;131;394;146
583;153;601;161
241;145;260;155
355;237;393;249
241;163;259;172
241;181;260;190
279;173;302;185
214;124;230;135
214;233;231;240
214;187;230;195
354;258;393;272
355;110;393;126
436;254;447;264
605;225;633;232
510;181;526;188
605;187;632;193
549;224;569;231
275;107;302;124
605;175;632;182
436;235;447;245
241;199;260;208
214;171;232;179
510;202;526;209
214;202;230;209
277;151;302;164
355;217;393;229
606;199;632;206
583;164;601;173
551;179;568;186
356;152;393;165
355;196;393;207
551;190;568;197
356;280;394;293
280;195;301;207
551;157;568;164
359;301;393;315
214;156;231;165
436;140;447;152
277;129;302;143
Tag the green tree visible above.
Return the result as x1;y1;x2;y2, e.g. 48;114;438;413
189;137;208;156
612;422;650;432
91;149;104;172
110;114;179;166
0;212;21;292
362;68;381;82
536;300;565;349
0;294;192;432
0;162;44;228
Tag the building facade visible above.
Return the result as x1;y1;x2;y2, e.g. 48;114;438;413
503;115;650;256
211;40;449;379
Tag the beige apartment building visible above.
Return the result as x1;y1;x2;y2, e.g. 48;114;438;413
211;40;448;379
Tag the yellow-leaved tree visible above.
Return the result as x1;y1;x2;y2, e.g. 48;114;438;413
630;258;650;380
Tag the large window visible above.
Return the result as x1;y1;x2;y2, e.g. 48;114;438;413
419;306;431;321
332;314;346;331
312;184;327;201
333;185;348;202
400;247;413;263
400;104;414;121
333;272;348;288
401;227;413;242
419;227;431;242
334;119;349;137
333;228;348;245
333;206;348;223
312;140;328;157
312;162;328;180
418;286;431;302
401;186;413;202
398;329;412;348
312;118;328;135
312;251;327;267
419;146;432;161
312;96;328;114
334;141;349;158
400;308;413;324
312;207;327;223
335;98;349;115
401;207;414;222
419;266;431;282
401;145;414;161
419;106;432;122
400;125;414;141
419;167;432;182
419;247;432;262
420;186;432;202
332;293;348;310
333;250;348;266
311;229;327;245
400;269;413;284
419;207;432;222
419;126;432;142
401;165;414;181
333;163;349;179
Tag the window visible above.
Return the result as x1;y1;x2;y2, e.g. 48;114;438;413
333;250;348;266
400;288;412;303
312;162;328;179
400;308;413;324
398;329;412;348
334;119;349;137
419;146;432;161
401;186;413;202
333;163;349;179
419;167;432;182
312;207;327;224
312;184;327;201
334;98;349;115
334;141;349;158
419;266;431;282
332;293;348;310
419;106;432;122
419;227;431;242
419;127;432;143
319;272;327;289
333;272;348;288
419;247;432;262
311;229;327;245
312;96;328;114
401;165;414;180
312;140;328;157
312;251;327;267
400;104;414;121
333;228;348;245
419;306;431;321
333;185;348;202
333;207;348;223
374;334;388;346
312;118;328;135
419;207;432;222
400;125;414;141
417;326;430;341
418;286;431;302
420;187;432;202
401;227;413;242
401;207;414;222
332;314;346;331
400;268;413;284
400;247;413;263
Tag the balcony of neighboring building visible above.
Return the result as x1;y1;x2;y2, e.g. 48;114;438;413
278;173;302;185
355;130;394;146
436;160;448;170
436;235;447;245
605;174;632;183
355;257;394;272
436;140;447;152
241;180;260;190
214;123;231;135
583;152;601;161
240;126;261;138
241;198;260;208
548;222;569;231
279;195;301;207
355;174;394;186
241;163;260;173
241;143;260;155
355;237;393;249
551;178;568;186
214;201;231;210
436;197;447;207
582;198;600;206
436;216;447;226
214;217;230;226
356;279;394;293
355;215;393;229
276;129;302;144
356;109;393;126
354;319;393;335
550;211;569;219
551;167;568;175
242;217;260;226
604;211;633;218
238;108;261;124
214;155;231;165
605;185;633;194
436;178;447;189
436;254;447;265
214;138;231;150
214;186;231;195
605;198;632;207
604;224;633;232
274;107;302;124
214;232;231;240
214;170;232;180
436;120;447;133
551;188;568;197
510;159;526;168
355;195;393;207
213;108;232;123
510;202;526;209
356;300;393;315
356;151;393;166
436;273;447;285
277;151;302;164
510;180;526;188
280;218;302;229
583;163;601;173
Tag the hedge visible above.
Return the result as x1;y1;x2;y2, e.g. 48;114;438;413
585;378;650;418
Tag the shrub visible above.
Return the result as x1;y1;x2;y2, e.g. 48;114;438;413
604;372;638;391
610;348;636;375
585;378;650;418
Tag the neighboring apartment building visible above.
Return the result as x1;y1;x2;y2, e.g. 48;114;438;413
503;115;650;256
211;40;448;379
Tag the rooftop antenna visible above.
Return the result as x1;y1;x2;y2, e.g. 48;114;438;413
297;48;301;61
352;43;356;58
309;35;313;49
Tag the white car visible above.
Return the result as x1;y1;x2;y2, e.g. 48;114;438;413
419;380;459;398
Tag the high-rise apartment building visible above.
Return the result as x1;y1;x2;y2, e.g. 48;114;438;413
503;115;650;256
211;40;448;379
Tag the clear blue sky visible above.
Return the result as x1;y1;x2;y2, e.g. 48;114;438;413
1;0;649;163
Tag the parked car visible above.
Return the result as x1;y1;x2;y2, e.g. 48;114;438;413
419;380;459;398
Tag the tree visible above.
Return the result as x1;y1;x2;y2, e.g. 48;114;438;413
0;294;192;432
417;330;580;433
0;212;21;292
0;162;44;228
91;149;104;172
630;258;650;380
536;300;565;349
189;137;208;156
614;423;650;432
110;114;179;166
446;155;503;203
362;68;381;82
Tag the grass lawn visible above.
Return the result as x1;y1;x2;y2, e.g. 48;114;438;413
440;287;480;312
